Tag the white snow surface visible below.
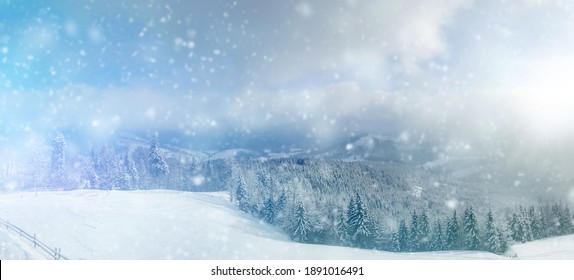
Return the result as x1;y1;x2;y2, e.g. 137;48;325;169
0;190;569;260
511;234;574;259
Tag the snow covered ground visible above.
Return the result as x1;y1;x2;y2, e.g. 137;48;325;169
0;190;570;260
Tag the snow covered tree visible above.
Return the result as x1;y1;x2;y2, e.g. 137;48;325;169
80;156;99;189
484;209;503;253
393;219;409;252
96;143;120;189
419;211;430;251
346;193;374;248
50;133;67;188
463;207;481;250
552;202;574;236
528;206;542;240
291;201;311;243
509;206;533;243
260;197;276;224
429;220;445;251
235;172;249;212
148;133;169;179
335;208;349;245
445;210;461;250
274;190;288;224
409;210;421;251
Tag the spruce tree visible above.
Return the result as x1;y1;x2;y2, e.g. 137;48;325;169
429;220;445;251
409;210;421;251
445;210;460;250
398;219;409;252
419;211;430;251
235;173;249;212
260;197;276;224
484;209;502;253
335;209;349;245
463;207;481;250
390;231;402;252
528;207;542;240
50;133;67;188
346;193;373;248
148;133;169;179
292;201;311;243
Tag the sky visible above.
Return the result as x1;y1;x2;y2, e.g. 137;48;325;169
1;0;574;169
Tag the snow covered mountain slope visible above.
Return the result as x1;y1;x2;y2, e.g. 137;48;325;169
511;234;574;259
0;189;562;260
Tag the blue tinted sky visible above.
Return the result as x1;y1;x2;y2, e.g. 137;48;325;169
2;0;574;153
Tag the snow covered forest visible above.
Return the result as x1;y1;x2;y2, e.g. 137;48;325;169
2;0;574;260
2;132;572;256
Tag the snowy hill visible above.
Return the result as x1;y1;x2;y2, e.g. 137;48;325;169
511;234;574;259
0;190;507;260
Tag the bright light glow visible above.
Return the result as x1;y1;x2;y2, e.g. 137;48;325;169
513;58;574;138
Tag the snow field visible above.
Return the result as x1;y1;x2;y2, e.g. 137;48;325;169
1;190;571;260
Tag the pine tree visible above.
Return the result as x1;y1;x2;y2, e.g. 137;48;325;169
334;208;349;245
463;207;481;250
528;207;542;240
510;206;533;243
409;210;421;251
291;201;311;243
50;133;67;188
484;209;502;253
397;219;409;252
429;220;445;251
419;211;430;251
390;231;401;252
560;204;574;235
125;151;140;189
148;133;169;179
346;193;373;248
445;210;460;250
496;225;510;254
235;173;249;212
260;197;276;224
81;153;99;189
274;190;288;224
96;143;119;189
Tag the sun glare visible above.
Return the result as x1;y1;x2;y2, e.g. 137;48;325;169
514;61;574;139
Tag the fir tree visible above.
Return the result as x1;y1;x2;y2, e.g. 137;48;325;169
397;219;409;252
148;133;169;179
528;207;542;240
409;210;421;251
274;190;288;224
335;208;349;245
346;193;374;248
419;211;430;251
484;209;502;253
463;207;481;250
235;173;249;212
510;206;533;243
445;210;460;250
390;231;401;252
260;197;276;224
291;201;311;243
50;133;67;188
429;220;445;251
125;151;139;189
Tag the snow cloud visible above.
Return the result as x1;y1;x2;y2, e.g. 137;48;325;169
1;0;574;178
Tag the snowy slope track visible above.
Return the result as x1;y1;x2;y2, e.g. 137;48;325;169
0;218;68;260
3;190;569;260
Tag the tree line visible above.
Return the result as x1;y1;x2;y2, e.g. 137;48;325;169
37;133;574;255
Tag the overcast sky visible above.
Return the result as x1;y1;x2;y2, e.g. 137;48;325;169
1;0;574;160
